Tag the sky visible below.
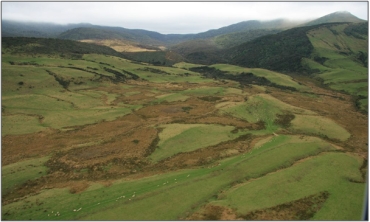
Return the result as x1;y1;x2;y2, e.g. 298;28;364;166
2;1;368;34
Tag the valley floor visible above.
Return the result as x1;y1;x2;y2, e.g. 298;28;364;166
1;53;367;220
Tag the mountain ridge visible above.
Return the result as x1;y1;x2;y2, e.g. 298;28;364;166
2;11;365;46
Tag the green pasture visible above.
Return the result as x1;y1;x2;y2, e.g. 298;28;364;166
132;68;210;83
329;82;368;97
82;54;211;83
357;98;368;111
209;64;308;91
2;91;139;135
2;65;58;96
218;93;315;133
301;58;330;73
290;114;350;141
324;58;367;72
3;135;352;220
2;53;147;135
319;69;367;84
306;25;368;108
307;25;367;58
2;54;82;67
149;124;242;162
2;114;47;135
2;156;50;195
173;62;203;69
212;152;365;220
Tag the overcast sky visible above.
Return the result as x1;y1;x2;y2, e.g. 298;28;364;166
2;1;368;34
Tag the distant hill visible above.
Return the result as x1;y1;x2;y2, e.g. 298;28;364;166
169;29;283;62
58;26;166;46
304;11;365;26
213;29;282;49
190;19;302;40
1;20;93;38
3;11;364;43
3;11;366;64
180;22;368;75
224;25;316;73
226;22;367;73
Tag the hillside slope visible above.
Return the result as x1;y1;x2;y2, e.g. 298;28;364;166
222;22;368;111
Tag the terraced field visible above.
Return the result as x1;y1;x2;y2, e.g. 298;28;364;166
1;49;367;220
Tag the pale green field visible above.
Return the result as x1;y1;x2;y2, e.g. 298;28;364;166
2;114;47;135
2;156;50;195
290;115;351;141
3;135;358;220
319;69;367;84
2;133;344;220
209;64;309;91
82;54;211;83
218;93;315;133
150;124;241;162
173;61;203;69
2;93;138;135
212;152;365;220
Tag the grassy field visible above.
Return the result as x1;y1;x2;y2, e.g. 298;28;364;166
211;152;365;220
150;124;242;162
2;156;50;195
2;43;367;221
218;93;315;133
3;135;357;220
306;24;368;111
209;64;310;91
290;115;351;141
